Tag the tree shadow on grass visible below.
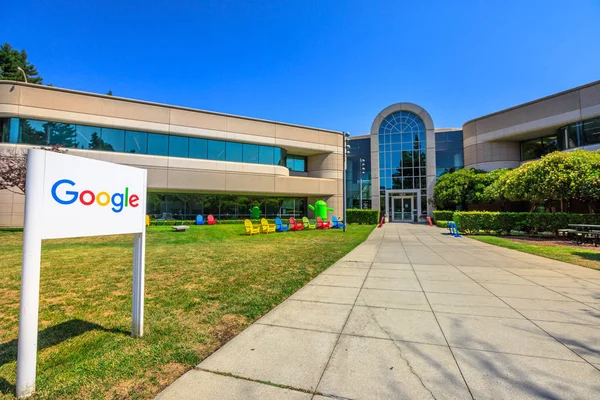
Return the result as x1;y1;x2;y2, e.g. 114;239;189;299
572;252;600;263
0;319;129;395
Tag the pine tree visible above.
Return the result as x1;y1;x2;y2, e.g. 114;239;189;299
0;43;43;84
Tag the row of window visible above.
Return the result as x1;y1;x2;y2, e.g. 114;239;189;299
520;116;600;161
147;193;308;219
0;118;308;172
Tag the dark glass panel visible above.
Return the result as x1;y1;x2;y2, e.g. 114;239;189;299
207;140;226;161
582;117;600;145
99;128;125;152
259;146;274;165
226;142;243;162
76;125;100;150
169;135;188;158
148;133;169;156
189;138;207;159
47;122;79;148
521;139;542;161
19;119;47;145
125;130;147;154
243;143;259;163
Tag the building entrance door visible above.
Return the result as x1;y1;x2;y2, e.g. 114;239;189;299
391;196;413;222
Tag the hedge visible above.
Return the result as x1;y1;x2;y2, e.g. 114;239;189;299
346;209;380;225
452;212;600;235
433;210;454;223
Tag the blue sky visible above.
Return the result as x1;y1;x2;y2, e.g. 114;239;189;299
2;0;599;134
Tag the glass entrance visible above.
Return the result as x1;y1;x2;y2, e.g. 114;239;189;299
392;196;413;221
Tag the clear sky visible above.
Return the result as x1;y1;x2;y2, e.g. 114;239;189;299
2;0;599;134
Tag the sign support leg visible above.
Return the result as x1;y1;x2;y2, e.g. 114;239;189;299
16;150;45;398
132;231;145;337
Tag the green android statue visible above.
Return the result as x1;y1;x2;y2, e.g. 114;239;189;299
308;200;334;220
250;205;261;219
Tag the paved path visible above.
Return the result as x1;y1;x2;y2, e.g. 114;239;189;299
156;224;600;399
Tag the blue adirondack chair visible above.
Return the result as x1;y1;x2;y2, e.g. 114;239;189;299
331;216;344;229
196;215;205;225
275;217;289;232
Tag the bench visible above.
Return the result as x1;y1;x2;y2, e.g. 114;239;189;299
171;225;189;232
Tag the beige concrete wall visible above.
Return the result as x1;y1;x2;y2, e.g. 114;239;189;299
0;82;343;227
463;80;600;169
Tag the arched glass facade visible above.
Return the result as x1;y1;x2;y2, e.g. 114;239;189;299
378;111;427;217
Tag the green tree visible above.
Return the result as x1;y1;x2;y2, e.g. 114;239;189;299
0;43;43;84
433;168;486;210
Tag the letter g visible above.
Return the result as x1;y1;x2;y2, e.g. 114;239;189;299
51;179;78;205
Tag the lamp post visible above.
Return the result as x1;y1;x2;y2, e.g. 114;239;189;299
342;132;350;233
17;66;27;83
359;158;366;209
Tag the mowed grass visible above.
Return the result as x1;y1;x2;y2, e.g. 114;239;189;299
0;224;374;399
469;235;600;270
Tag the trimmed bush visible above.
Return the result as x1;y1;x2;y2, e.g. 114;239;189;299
433;210;454;223
452;212;600;235
346;209;380;225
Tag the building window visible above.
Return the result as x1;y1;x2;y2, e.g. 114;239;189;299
0;117;290;167
148;133;169;156
207;140;226;161
435;130;464;177
378;111;427;215
286;154;307;172
189;138;208;159
169;135;189;158
146;192;307;220
520;116;600;161
125;130;148;154
226;142;243;162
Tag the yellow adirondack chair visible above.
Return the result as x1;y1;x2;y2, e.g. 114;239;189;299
260;218;276;234
244;219;260;235
302;216;316;230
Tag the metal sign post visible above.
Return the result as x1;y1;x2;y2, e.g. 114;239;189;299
15;149;147;398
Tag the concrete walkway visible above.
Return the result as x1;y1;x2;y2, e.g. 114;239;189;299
156;224;600;399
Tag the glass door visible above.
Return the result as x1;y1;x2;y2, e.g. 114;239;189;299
391;196;413;221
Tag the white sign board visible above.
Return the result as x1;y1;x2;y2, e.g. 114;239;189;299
16;149;147;398
40;151;147;239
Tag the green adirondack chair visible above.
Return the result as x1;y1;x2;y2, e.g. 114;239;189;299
302;216;316;230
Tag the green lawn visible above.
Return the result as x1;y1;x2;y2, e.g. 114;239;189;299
469;235;600;270
0;224;374;399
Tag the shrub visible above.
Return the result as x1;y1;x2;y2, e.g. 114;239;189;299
433;210;454;222
346;209;380;224
452;212;600;235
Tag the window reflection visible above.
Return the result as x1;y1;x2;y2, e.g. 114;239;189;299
189;138;207;159
126;130;147;154
226;142;243;162
1;117;288;166
208;140;226;161
243;144;259;163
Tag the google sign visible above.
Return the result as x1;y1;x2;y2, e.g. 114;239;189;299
51;179;140;213
17;150;148;398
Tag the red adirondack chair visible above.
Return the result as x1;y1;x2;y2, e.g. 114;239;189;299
289;217;304;231
316;216;331;229
426;216;433;226
207;214;216;225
